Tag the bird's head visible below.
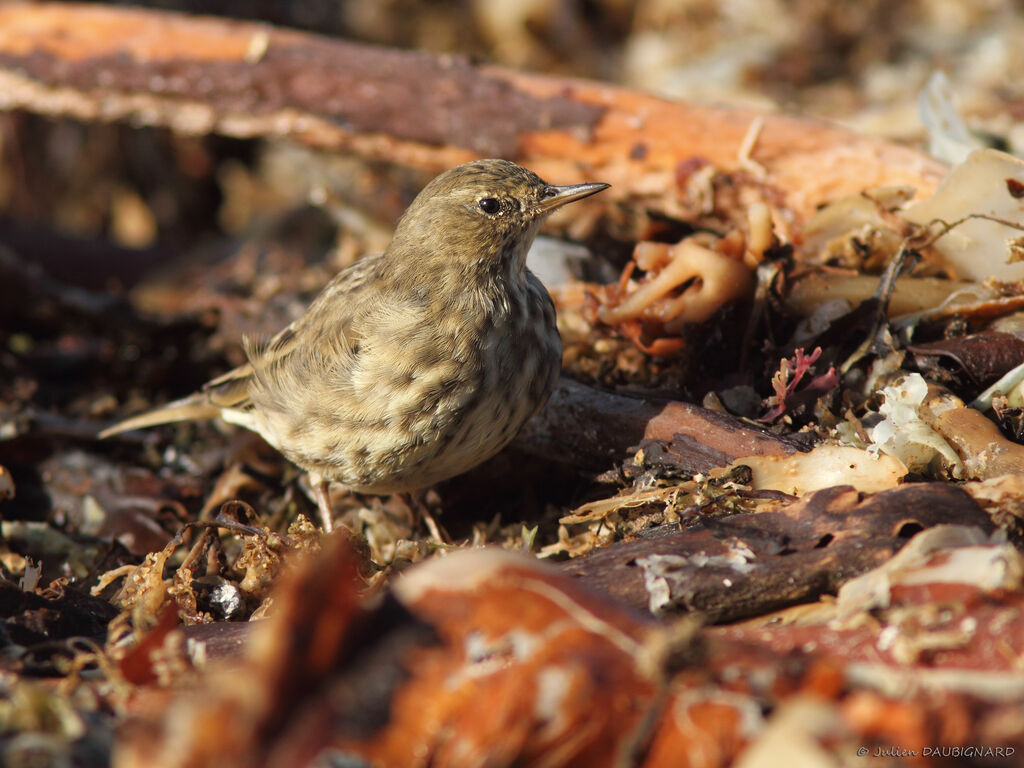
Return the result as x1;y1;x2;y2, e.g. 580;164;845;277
389;158;608;279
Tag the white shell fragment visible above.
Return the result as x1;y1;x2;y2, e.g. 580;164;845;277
732;445;907;496
903;148;1024;282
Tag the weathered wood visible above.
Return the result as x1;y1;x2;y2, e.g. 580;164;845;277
559;483;993;621
514;377;810;474
0;3;946;228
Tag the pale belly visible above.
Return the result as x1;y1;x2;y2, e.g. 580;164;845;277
246;288;561;494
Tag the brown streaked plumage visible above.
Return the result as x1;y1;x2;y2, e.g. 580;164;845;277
101;159;609;529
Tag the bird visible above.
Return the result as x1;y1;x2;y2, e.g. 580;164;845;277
101;158;609;530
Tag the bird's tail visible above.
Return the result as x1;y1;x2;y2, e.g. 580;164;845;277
98;393;221;438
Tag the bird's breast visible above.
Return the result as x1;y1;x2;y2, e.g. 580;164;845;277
255;274;560;493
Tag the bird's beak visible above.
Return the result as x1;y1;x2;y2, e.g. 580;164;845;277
535;182;610;215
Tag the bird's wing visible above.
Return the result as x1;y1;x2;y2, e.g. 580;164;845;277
226;252;380;399
99;253;383;438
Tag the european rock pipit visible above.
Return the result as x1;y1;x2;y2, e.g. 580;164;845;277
102;159;608;529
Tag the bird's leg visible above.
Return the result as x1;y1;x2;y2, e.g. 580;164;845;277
311;474;334;532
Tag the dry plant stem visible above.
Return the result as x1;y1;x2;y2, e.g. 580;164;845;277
840;213;1024;374
420;507;447;546
208;509;294;549
789;213;1024;324
395;491;449;546
840;246;920;374
0;3;946;228
179;527;215;576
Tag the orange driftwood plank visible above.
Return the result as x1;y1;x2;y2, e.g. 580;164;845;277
0;3;946;224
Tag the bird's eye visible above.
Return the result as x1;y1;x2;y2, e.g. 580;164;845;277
478;197;501;214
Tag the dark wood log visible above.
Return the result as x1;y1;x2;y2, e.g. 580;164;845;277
558;483;994;621
515;377;811;474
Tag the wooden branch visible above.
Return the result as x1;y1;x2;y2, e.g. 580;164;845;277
0;2;946;226
514;377;811;474
559;483;994;621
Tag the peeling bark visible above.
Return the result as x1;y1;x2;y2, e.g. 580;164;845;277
0;3;946;227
